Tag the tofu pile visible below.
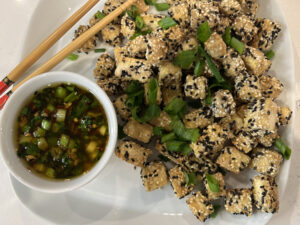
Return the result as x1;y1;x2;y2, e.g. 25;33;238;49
74;0;292;222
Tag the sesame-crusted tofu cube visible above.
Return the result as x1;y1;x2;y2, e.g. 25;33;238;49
238;0;258;18
181;35;198;51
114;94;131;120
124;118;153;143
221;48;247;78
186;191;214;222
184;75;208;100
190;123;228;159
126;35;147;58
168;3;190;28
252;175;279;213
216;15;232;35
251;18;282;52
259;75;283;99
94;53;115;78
114;46;130;63
115;57;152;83
135;0;150;14
96;76;127;96
149;111;172;131
183;107;214;129
115;140;152;167
232;14;258;43
141;14;166;30
234;70;262;102
101;24;123;47
278;106;292;126
204;172;226;200
244;98;279;136
220;113;244;139
242;46;272;76
257;132;278;148
190;3;220;31
121;14;136;39
211;90;236;118
155;25;185;51
216;146;251;174
225;189;253;216
103;0;125;23
250;148;283;177
144;80;162;105
220;0;242;17
158;62;182;84
232;130;258;153
204;32;227;60
162;80;183;106
141;161;169;191
74;25;97;53
146;37;169;64
169;165;194;199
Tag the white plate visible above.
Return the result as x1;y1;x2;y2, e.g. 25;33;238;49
10;0;295;224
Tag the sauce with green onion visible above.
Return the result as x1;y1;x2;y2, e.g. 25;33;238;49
16;83;109;179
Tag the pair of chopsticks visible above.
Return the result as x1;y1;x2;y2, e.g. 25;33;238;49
0;0;137;110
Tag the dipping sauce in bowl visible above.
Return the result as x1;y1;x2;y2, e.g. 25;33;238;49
16;83;109;179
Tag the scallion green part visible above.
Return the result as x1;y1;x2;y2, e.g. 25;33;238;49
153;127;165;136
95;11;105;20
155;3;170;11
275;138;291;160
173;49;196;69
194;59;205;76
161;132;176;143
230;37;245;54
210;205;221;218
197;21;211;43
184;171;197;186
94;48;106;53
135;15;145;30
118;125;126;139
158;154;170;162
126;5;139;19
158;16;177;30
67;53;79;61
170;117;199;142
145;0;156;5
206;174;220;193
166;140;186;152
164;98;187;117
265;50;275;60
147;78;159;105
222;27;232;45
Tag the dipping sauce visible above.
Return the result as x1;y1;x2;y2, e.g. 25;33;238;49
16;83;108;179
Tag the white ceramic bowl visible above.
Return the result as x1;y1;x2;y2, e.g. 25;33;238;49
0;71;118;193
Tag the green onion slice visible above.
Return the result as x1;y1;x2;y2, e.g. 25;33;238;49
158;154;170;162
222;27;231;45
194;59;205;76
184;171;197;186
230;37;245;54
161;132;176;143
153;127;165;136
147;78;159;105
210;205;221;218
155;3;170;11
275;138;291;160
206;174;220;193
127;5;139;19
67;53;79;61
197;21;211;43
95;11;105;20
94;48;106;53
170;117;199;142
145;0;156;5
166;140;186;152
265;50;275;60
135;15;145;30
173;49;196;69
164;98;187;117
158;16;177;30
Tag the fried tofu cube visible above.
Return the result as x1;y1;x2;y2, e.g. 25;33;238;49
115;57;152;83
220;0;242;17
181;35;198;51
216;15;232;35
115;140;152;167
74;25;97;53
221;48;247;78
216;146;251;174
211;89;236;118
204;32;227;60
141;14;165;31
123;118;153;143
190;123;228;159
121;14;136;39
259;75;284;99
169;165;195;199
252;175;279;213
234;70;262;102
96;76;127;96
126;35;147;58
146;37;169;64
155;25;185;51
186;191;214;222
278;106;292;126
114;94;131;120
183;107;214;129
232;130;258;153
168;3;190;28
250;148;283;177
190;2;220;31
238;0;258;18
184;75;208;100
158;62;182;84
232;14;258;43
101;24;123;47
244;98;279;136
257;132;278;148
204;172;226;200
135;0;150;14
141;161;169;191
220;113;244;139
242;46;272;76
114;46;130;64
225;189;253;216
103;0;125;23
94;53;115;78
162;80;183;106
251;18;281;52
149;111;172;131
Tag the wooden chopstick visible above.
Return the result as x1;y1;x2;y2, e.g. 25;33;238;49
0;0;100;95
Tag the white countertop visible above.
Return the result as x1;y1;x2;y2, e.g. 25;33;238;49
0;0;300;224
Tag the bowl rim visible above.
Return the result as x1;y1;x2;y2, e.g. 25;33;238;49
0;71;118;193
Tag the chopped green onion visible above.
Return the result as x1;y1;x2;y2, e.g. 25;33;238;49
145;0;156;5
118;125;126;139
126;5;139;19
135;15;145;30
41;120;52;131
64;91;79;103
222;27;231;45
67;53;79;61
56;109;66;122
22;125;31;134
265;50;275;60
275;138;291;160
230;37;245;54
59;134;70;148
95;10;105;20
173;49;196;69
147;78;159;105
194;59;205;76
158;16;177;30
45;168;55;178
72;95;91;118
68;139;77;149
94;48;106;53
19;135;33;144
33;127;46;138
210;205;221;218
198;45;225;83
197;21;211;43
170;118;199;142
182;144;192;155
21;106;29;116
23;143;40;156
184;171;197;186
126;81;143;94
166;140;186;152
37;137;48;151
206;174;220;192
129;29;152;40
164;98;187;117
155;3;170;11
131;104;160;123
55;87;67;99
161;132;176;143
46;104;55;112
153;127;165;136
158;154;170;162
